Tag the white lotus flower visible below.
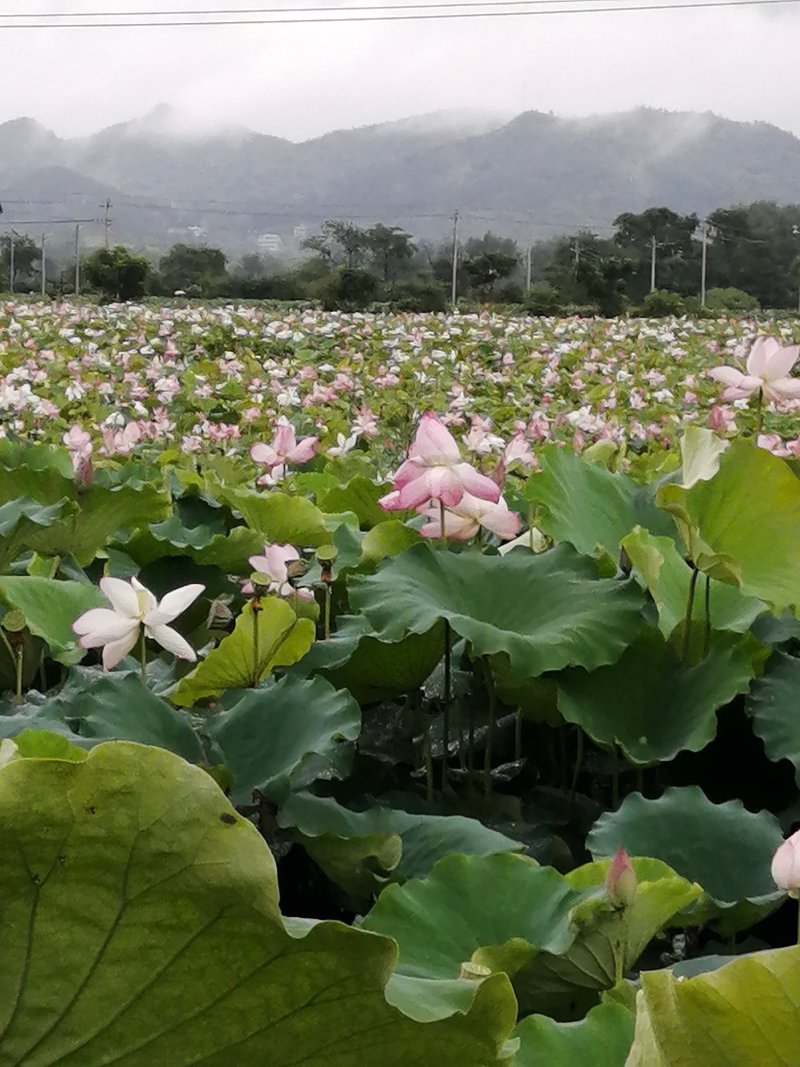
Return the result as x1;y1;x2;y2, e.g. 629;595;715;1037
73;577;204;671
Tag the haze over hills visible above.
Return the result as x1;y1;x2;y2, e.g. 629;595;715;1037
2;105;800;255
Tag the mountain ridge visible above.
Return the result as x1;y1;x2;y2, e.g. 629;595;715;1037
2;106;799;252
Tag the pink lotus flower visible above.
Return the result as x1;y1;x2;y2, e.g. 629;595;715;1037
249;543;313;600
771;829;800;896
708;337;800;403
388;413;501;510
419;492;520;542
605;847;637;908
250;419;318;477
707;405;737;434
757;434;792;458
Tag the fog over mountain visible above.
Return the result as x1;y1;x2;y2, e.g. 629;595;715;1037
2;106;800;255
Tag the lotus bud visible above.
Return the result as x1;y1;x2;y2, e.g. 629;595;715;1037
605;847;637;909
771;829;800;898
207;596;234;631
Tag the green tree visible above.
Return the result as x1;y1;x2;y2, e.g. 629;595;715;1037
304;220;369;269
465;252;518;299
613;207;699;300
0;233;40;291
366;224;415;284
83;245;151;301
157;244;228;297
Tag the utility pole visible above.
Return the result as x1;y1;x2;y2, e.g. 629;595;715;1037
102;198;112;249
8;234;14;294
650;235;657;293
40;234;47;298
525;244;532;293
792;224;800;313
74;223;81;297
574;237;581;267
450;209;459;311
700;223;708;308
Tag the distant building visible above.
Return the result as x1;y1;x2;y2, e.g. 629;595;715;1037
257;233;283;254
292;224;308;248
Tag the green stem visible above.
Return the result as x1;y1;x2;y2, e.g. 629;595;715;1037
439;499;447;546
514;707;522;763
481;658;496;799
682;567;699;662
252;603;261;688
424;715;434;803
442;620;451;792
568;727;584;809
612;745;620;808
324;584;332;640
756;388;764;435
38;652;46;694
139;627;147;685
15;647;23;703
703;573;712;659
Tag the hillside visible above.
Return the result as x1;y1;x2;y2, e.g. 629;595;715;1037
2;106;800;252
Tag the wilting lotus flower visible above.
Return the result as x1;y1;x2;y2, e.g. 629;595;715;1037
73;577;204;671
771;829;800;896
419;492;521;542
387;413;501;510
63;424;93;485
249;543;313;600
605;847;638;908
708;337;800;403
250;419;318;478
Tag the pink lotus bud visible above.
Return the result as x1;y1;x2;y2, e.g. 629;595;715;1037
771;829;800;897
605;848;637;908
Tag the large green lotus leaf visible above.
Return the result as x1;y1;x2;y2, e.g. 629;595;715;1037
677;425;729;488
525;446;676;559
657;438;800;613
0;740;518;1066
295;615;446;702
513;1002;635;1067
0;440;75;506
21;483;172;566
0;498;75;570
122;517;265;573
588;786;785;933
320;476;396;529
279;792;523;897
349;544;644;682
625;947;800;1067
57;669;203;762
219;487;332;546
171;598;316;706
746;651;800;785
0;576;105;665
205;675;361;805
361;853;699;1019
621;527;765;639
360;520;422;566
557;628;756;764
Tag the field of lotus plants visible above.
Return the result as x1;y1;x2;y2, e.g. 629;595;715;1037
2;299;800;1065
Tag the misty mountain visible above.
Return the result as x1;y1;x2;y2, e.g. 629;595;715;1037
2;106;800;254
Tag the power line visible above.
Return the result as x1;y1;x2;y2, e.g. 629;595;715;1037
0;0;797;25
0;0;679;15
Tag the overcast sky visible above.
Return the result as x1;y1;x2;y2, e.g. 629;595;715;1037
1;0;799;140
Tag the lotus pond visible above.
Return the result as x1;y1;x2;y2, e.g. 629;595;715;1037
1;301;800;1066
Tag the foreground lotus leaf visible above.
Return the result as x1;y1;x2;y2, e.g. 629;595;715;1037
525;446;676;560
349;543;645;682
0;576;106;666
360;852;700;1019
170;597;316;705
656;438;800;613
588;786;785;932
621;526;765;639
746;650;800;786
0;740;518;1066
625;946;800;1066
205;675;362;804
513;1001;635;1066
278;791;524;898
557;627;756;764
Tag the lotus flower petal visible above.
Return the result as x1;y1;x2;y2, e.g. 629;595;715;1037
101;626;141;671
100;576;140;618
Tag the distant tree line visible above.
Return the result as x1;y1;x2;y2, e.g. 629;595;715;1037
3;201;800;315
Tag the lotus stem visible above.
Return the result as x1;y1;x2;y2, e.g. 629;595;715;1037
703;574;712;659
756;388;764;435
324;583;332;640
15;647;23;703
139;627;147;685
612;744;620;808
515;707;522;763
682;567;699;662
481;658;496;799
424;716;434;803
568;727;584;809
439;499;447;546
442;620;451;792
252;602;261;688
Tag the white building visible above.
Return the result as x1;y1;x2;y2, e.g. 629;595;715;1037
257;233;283;254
